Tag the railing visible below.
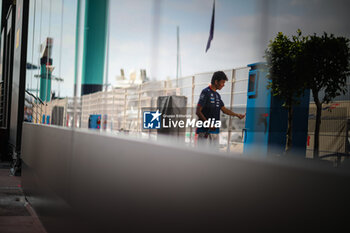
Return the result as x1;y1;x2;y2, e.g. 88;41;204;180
25;90;44;123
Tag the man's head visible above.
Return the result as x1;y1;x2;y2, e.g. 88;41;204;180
211;71;228;90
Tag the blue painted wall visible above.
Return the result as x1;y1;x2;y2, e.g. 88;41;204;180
243;63;310;157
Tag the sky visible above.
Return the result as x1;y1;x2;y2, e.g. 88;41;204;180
25;0;350;98
108;0;259;82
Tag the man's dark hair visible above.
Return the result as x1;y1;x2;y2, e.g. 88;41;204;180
211;71;228;85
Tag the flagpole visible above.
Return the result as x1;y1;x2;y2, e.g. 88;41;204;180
176;26;179;87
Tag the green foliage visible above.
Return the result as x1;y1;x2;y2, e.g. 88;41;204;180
300;33;350;103
265;30;350;104
265;30;350;157
265;30;308;107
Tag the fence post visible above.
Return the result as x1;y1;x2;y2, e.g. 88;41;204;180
164;80;167;96
190;75;195;145
227;69;236;152
112;89;115;131
123;89;127;130
137;84;142;132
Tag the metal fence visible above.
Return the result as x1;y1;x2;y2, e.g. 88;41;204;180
38;97;81;127
306;101;350;164
24;68;350;159
30;68;249;153
79;68;249;152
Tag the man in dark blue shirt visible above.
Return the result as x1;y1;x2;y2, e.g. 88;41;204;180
196;71;245;145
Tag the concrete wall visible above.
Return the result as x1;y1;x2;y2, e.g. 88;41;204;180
21;123;350;232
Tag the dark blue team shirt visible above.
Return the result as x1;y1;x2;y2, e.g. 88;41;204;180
196;86;224;134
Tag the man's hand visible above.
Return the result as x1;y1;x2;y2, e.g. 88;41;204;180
209;127;217;132
221;106;246;119
236;113;246;119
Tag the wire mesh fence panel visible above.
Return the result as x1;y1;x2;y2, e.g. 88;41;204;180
33;67;252;152
307;101;350;163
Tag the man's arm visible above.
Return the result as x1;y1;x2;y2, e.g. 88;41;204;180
221;106;245;119
196;105;207;122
